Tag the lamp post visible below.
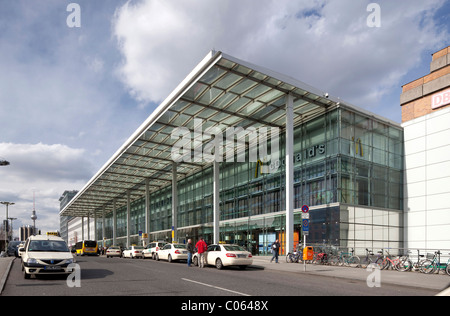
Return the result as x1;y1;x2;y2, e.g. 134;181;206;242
1;202;14;253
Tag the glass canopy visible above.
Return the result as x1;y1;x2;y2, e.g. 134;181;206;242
60;51;338;218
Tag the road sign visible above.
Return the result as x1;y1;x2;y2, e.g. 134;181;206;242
302;219;309;236
301;205;309;213
302;212;310;219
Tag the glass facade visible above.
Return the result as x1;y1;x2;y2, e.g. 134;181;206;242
97;106;404;255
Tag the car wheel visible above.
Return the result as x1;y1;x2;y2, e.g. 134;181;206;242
156;254;160;261
216;258;223;270
193;256;198;266
168;255;172;263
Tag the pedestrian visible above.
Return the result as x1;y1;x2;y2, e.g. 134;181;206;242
186;239;194;267
195;237;207;268
270;239;281;263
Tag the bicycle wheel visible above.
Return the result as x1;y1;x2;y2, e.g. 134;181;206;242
377;257;389;270
446;264;450;276
397;258;413;272
360;257;372;269
421;260;435;274
348;255;361;268
286;253;292;263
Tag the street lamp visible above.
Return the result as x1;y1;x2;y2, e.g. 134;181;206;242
1;202;14;253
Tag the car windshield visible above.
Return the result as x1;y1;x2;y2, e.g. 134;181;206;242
223;245;246;251
28;240;70;252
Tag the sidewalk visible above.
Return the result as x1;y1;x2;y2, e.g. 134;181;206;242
252;256;450;292
0;257;15;295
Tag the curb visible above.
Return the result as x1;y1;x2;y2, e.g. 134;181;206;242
0;258;14;295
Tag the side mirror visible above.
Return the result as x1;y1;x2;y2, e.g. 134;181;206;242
18;247;25;253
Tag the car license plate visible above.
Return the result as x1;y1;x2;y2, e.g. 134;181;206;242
45;266;62;271
237;254;246;258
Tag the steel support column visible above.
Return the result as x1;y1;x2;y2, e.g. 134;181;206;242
172;162;178;242
286;93;294;254
213;161;220;244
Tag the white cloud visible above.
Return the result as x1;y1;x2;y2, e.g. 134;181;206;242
112;0;448;121
0;142;94;235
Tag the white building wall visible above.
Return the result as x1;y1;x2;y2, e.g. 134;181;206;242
67;217;96;247
403;107;450;250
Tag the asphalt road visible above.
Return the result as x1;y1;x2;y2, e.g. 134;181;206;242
2;256;437;297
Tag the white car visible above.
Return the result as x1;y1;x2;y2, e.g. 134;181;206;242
20;235;75;279
122;246;145;259
106;246;122;258
155;243;188;262
142;242;167;259
193;244;253;270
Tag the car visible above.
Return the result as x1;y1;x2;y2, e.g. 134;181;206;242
122;245;145;259
142;242;168;259
20;235;75;279
155;243;188;262
193;244;253;270
106;246;122;258
7;241;22;257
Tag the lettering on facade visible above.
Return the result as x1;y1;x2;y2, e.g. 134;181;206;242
352;137;364;157
258;144;326;177
431;88;450;110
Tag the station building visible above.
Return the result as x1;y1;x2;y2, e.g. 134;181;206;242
61;51;405;255
401;46;450;251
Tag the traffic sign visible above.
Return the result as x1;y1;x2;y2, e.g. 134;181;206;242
301;205;309;213
302;219;309;236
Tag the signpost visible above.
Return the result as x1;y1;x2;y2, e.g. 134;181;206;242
301;205;309;272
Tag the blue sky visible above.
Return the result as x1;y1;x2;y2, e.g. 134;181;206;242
0;0;449;235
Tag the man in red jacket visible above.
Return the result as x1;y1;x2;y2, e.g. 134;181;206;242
195;237;208;268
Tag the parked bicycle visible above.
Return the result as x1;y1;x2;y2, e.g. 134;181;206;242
336;248;360;267
360;249;384;269
286;249;302;263
421;251;450;276
377;250;411;272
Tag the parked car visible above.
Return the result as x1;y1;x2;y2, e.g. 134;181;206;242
7;241;22;257
155;243;188;262
193;244;253;270
20;235;75;279
122;245;144;259
106;246;122;258
142;242;167;259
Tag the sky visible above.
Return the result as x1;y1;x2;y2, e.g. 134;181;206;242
0;0;449;237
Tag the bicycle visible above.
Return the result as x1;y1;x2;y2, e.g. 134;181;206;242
336;248;360;267
377;250;411;272
405;250;427;272
286;249;302;263
360;249;384;269
421;251;450;275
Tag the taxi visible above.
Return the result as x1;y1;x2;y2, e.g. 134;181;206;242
106;246;122;258
122;245;145;259
193;244;253;270
20;235;74;279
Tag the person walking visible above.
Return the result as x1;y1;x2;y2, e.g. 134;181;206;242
195;237;207;268
186;239;194;267
270;239;281;263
